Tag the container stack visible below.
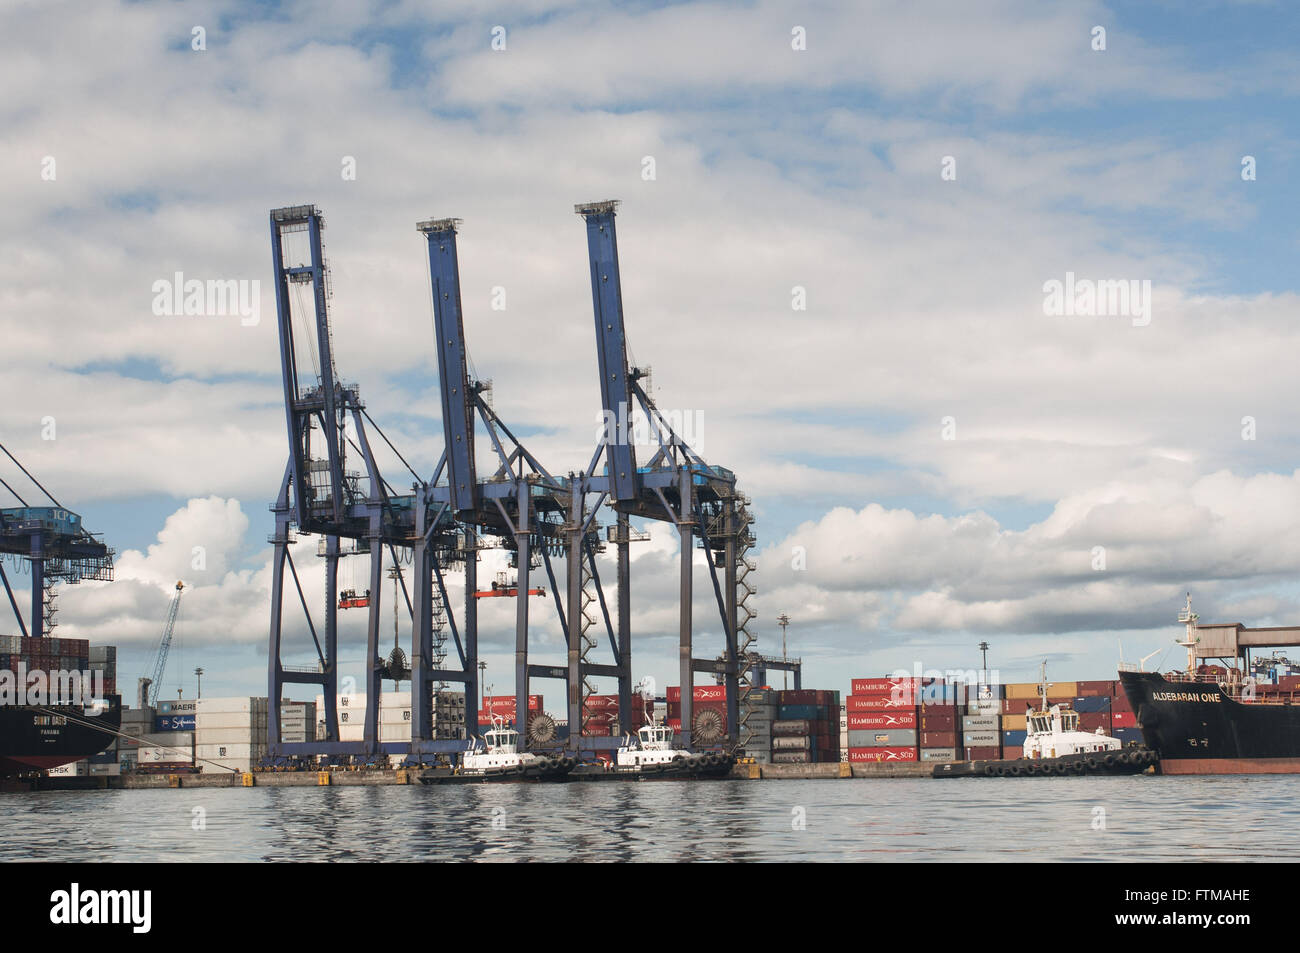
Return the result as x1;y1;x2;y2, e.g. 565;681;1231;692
770;689;840;763
0;634;94;699
960;683;1003;760
89;644;117;697
918;679;963;762
845;676;920;764
433;690;466;740
195;696;269;772
1110;680;1140;746
277;700;316;744
579;693;653;737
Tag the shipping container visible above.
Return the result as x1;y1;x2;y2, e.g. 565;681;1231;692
772;719;813;737
1073;696;1111;713
1112;711;1137;729
847;728;917;748
1002;713;1027;731
919;712;956;730
920;748;958;762
961;715;1000;732
962;729;1000;747
965;698;1002;716
848;747;917;763
919;731;959;748
772;750;813;764
850;677;921;695
1077;680;1112;697
772;736;811;751
666;685;727;702
847;694;918;712
847;710;917;730
1002;729;1027;746
965;745;1002;760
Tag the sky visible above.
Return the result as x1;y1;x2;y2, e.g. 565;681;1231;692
2;0;1299;708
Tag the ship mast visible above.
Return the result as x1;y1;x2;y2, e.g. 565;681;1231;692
1176;592;1199;677
1037;660;1051;713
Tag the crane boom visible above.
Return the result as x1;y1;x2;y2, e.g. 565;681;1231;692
147;581;184;707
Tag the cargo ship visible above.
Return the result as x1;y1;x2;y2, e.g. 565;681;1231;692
1;503;121;778
0;690;122;777
1118;595;1300;774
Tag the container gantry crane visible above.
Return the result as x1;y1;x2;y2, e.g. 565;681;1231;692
266;205;470;760
145;581;184;707
417;217;619;748
574;200;757;752
0;444;114;641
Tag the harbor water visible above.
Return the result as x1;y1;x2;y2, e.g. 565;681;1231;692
4;775;1299;862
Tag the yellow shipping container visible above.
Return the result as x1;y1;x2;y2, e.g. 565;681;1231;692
1005;684;1041;700
1003;713;1027;731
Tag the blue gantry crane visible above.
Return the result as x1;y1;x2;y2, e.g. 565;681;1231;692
265;200;755;761
574;200;757;750
144;581;184;707
0;444;114;640
417;217;619;748
266;205;469;759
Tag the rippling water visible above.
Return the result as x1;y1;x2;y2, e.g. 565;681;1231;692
4;775;1299;862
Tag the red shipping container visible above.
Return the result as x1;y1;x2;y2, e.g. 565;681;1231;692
919;731;958;748
1113;711;1136;728
848;746;917;763
847;694;919;712
847;710;917;730
1003;746;1023;759
1077;680;1111;697
965;745;1002;760
919;713;955;730
850;677;920;695
1078;712;1110;731
666;685;727;702
778;689;832;706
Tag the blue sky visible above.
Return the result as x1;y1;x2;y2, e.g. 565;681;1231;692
3;0;1300;708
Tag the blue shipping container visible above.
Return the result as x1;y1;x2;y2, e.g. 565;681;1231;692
155;715;196;732
1073;696;1111;713
1113;728;1144;744
1002;729;1027;746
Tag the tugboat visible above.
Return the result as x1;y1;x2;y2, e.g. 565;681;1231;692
418;716;574;784
935;664;1156;778
569;722;736;781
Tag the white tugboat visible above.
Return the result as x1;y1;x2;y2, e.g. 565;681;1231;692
934;662;1156;778
419;715;574;784
570;722;736;781
1024;662;1122;760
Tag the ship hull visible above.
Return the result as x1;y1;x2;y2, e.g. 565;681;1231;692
1118;671;1300;774
0;696;122;778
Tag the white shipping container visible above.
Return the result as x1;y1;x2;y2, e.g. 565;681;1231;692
196;696;268;715
196;728;264;745
194;743;265;773
379;724;412;742
280;726;311;744
46;761;89;777
380;708;413;725
197;711;267;730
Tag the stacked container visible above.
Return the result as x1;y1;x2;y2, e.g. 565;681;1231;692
960;683;1003;759
89;644;117;697
918;679;963;762
0;634;94;700
845;676;920;763
278;700;317;744
579;693;653;737
433;690;467;740
1110;679;1141;745
769;689;840;762
1001;680;1080;757
195;696;269;772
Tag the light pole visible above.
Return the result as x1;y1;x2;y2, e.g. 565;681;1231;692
777;613;791;690
478;660;487;712
978;642;989;681
194;667;204;699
